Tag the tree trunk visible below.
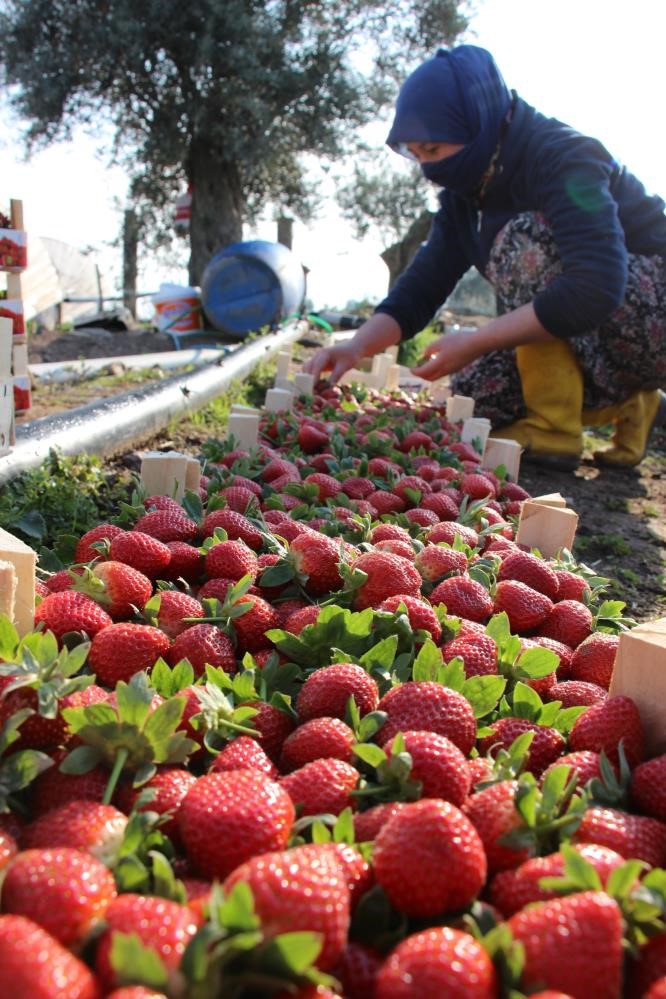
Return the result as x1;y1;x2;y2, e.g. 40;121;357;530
122;209;139;319
188;142;244;286
381;211;434;291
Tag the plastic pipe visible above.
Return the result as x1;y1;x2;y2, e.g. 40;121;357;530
30;348;229;383
0;320;308;485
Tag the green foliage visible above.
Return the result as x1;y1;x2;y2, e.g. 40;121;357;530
398;324;442;367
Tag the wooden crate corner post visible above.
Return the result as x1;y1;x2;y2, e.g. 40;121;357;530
446;394;475;422
515;499;579;557
482;438;523;482
609;618;666;757
0;526;36;635
264;387;294;413
140;451;190;501
227;412;260;450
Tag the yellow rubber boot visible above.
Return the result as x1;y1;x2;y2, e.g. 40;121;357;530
583;390;664;467
489;339;584;470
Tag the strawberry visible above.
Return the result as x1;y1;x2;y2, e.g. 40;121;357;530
569;694;645;766
530;635;575;678
493;579;554;633
109;530;172;578
631;754;666;821
95;893;200;993
134;508;200;543
231;593;279;652
2;846;117;946
427;521;479;547
460;471;497;500
44;567;81;592
404;507;440;527
353;802;407;842
572;806;666;867
341;476;376;500
626;936;666;999
373;538;415;559
167;622;236;676
463;780;530;874
29;747;108;816
553;568;592;603
489;843;625;917
303;472;342;500
498;550;560;599
89;622;170;686
283;604;321;634
479;717;565;777
106;990;168;999
201;508;263;549
538;599;593;647
224;843;351;970
280;757;360;815
508;891;623;999
161;541;204;583
428;575;494;622
420;492;459;520
373;799;486;917
546;680;608;707
24;800;129;867
289;532;344;596
541;749;606;789
570;632;619;690
144;495;185;513
147;589;204;639
400;430;434;452
218;484;259;513
367;491;406;516
352;552;422;611
209;735;278;778
177;769;294;879
197;576;253;603
84;561;153;618
297;663;379;721
414;544;468;581
333;942;382;999
441;632;498;676
375;926;497;999
34;590;112;640
377;594;442;642
204;538;259;581
260;456;300;482
115;766;197;846
239;698;295;761
279;717;355;771
392;475;432;504
385;729;471;806
377;681;477;755
0;914;101;998
0;677;68;750
74;522;125;563
297;422;329;452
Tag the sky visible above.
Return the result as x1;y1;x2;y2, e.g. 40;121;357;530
2;0;665;315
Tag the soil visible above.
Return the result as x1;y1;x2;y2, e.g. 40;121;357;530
17;323;666;624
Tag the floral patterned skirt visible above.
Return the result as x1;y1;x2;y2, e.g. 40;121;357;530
450;212;666;425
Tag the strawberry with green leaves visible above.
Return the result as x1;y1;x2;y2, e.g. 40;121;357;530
209;735;278;778
109;530;173;578
88;622;171;686
569;694;645;767
498;549;560;599
203;535;259;582
376;680;478;755
280;757;360;815
377;594;442;643
133;508;200;543
297;662;379;722
356;729;471;808
73;561;153;619
350;551;422;611
74;522;125;562
572;805;666;867
115;766;197;846
0;914;101;999
143;589;204;639
167;622;237;676
478;716;565;777
24;799;129;867
375;926;498;999
429;574;494;622
280;716;355;771
34;589;112;640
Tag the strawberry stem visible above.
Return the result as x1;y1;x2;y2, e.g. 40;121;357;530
103;747;129;805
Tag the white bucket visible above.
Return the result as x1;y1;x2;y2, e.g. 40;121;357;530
152;283;203;333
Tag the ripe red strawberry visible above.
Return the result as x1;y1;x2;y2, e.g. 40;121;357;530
297;663;379;721
281;758;360;815
420;492;459;520
489;843;625;917
460;471;496;500
570;632;620;690
34;590;112;640
404;507;440;527
24;800;129;867
385;729;471;806
631;754;666;821
133;509;200;543
569;694;645;766
493;579;554;633
400;429;434;452
498;550;560;599
289;532;344;595
260;456;300;482
428;575;493;622
463;780;530;874
353;802;407;843
541;750;606;789
391;475;432;504
373;799;486;917
538;599;593;647
341;475;376;500
547;680;608;707
224;843;351;970
204;538;259;581
29;747;108;816
367;491;406;516
303;471;342;499
283;604;321;635
626;936;666;999
479;717;565;777
167;622;236;676
201;508;263;549
352;552;422;611
333;942;382;999
509;891;623;998
553;568;592;602
375;925;497;999
377;593;442;642
414;544;468;581
573;806;666;867
148;588;204;639
0;677;67;750
441;632;498;676
115;766;197;845
297;422;329;453
377;681;477;755
74;523;125;563
373;538;415;560
161;541;204;583
89;622;170;686
197;576;250;603
177;770;295;879
239;699;294;761
0;914;101;998
427;521;479;547
44;567;82;592
231;593;279;652
95;893;200;992
279;717;355;771
108;529;172;579
218;484;259;513
87;560;153;618
2;847;117;946
209;735;278;778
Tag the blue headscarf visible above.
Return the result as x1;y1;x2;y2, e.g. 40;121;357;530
386;45;512;195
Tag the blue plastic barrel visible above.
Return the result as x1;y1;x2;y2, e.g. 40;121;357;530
200;239;306;338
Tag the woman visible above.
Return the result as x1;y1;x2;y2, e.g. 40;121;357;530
306;45;666;469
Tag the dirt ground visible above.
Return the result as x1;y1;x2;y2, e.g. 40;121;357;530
19;323;666;623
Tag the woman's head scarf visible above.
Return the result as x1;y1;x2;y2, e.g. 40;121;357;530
386;45;512;195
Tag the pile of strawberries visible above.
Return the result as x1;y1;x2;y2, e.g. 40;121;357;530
0;381;664;999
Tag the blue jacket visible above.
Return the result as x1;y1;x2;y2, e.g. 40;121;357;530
376;96;666;340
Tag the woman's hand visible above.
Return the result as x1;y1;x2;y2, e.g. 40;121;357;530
304;313;403;385
410;329;482;380
303;341;364;385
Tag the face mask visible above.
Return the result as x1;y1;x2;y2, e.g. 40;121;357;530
420;144;484;195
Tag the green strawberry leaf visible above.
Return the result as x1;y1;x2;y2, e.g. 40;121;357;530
514;647;559;680
511;682;544;721
109;932;169;989
59;744;103;775
262;931;323;975
412;639;443;682
464;675;507;719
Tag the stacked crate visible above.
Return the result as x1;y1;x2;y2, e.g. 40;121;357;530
0;198;30;448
